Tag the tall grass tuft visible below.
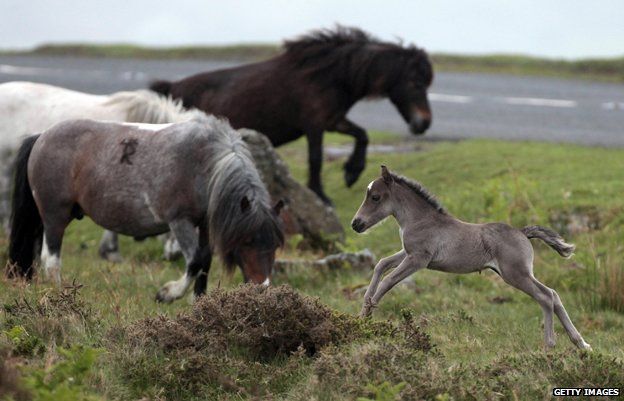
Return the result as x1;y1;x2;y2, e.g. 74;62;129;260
580;241;624;313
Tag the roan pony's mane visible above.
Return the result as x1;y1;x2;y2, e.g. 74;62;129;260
390;172;447;215
202;117;283;268
105;89;205;124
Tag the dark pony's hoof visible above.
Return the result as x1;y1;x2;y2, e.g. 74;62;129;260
344;169;362;188
318;193;334;207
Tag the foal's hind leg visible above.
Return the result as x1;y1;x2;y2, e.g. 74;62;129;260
551;289;591;350
155;219;207;303
98;230;122;263
500;266;557;349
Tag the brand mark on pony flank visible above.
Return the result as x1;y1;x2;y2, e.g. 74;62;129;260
120;138;139;165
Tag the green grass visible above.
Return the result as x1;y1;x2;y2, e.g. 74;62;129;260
1;136;623;400
3;43;624;82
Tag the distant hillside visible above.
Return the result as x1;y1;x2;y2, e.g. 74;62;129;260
2;43;623;82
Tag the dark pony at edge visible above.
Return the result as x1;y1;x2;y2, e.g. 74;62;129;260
150;26;434;204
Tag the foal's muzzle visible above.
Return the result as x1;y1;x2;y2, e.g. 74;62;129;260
351;218;366;233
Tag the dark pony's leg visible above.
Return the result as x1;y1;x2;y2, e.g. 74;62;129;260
192;224;212;298
305;129;332;205
333;118;369;187
156;219;206;303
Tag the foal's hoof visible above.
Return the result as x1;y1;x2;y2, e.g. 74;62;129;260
579;341;592;351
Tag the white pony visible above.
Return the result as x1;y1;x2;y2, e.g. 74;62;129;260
0;81;204;260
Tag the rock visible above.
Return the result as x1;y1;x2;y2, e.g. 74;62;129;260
240;129;344;250
274;249;375;273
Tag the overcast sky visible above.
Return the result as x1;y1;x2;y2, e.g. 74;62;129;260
1;0;622;59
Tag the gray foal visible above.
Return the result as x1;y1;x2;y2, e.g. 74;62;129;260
351;166;591;350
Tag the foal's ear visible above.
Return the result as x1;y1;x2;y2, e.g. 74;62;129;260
241;196;251;212
381;165;393;184
273;199;285;216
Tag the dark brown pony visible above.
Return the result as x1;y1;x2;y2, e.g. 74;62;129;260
150;26;434;204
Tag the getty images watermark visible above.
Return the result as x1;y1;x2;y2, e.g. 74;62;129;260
553;388;620;397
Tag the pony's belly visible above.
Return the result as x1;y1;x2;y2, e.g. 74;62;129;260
427;263;481;274
83;200;170;238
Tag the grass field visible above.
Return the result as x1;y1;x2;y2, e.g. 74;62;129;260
4;43;624;82
1;134;623;400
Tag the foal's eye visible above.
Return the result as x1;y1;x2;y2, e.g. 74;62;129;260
371;194;381;202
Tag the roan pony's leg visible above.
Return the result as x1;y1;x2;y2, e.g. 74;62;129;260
40;226;67;286
362;252;430;318
155;219;206;303
360;250;406;317
98;230;122;262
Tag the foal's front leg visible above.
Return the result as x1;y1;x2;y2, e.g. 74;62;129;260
360;250;406;317
156;219;203;303
362;252;430;318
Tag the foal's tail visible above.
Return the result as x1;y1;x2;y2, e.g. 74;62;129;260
521;225;575;258
7;134;43;279
149;80;172;97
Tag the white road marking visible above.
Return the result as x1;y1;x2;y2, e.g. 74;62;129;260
429;93;473;103
0;64;65;76
503;97;577;108
602;102;624;111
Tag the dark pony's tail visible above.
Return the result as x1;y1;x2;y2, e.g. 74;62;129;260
7;134;43;279
521;225;575;258
149;80;172;97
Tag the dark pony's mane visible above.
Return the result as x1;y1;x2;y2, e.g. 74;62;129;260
282;26;433;97
390;172;447;215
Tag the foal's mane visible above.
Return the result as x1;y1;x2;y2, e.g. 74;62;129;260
203;118;283;268
105;90;205;124
390;172;447;215
282;26;432;94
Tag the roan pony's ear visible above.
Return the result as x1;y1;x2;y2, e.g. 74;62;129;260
381;165;393;185
273;199;285;216
241;196;251;212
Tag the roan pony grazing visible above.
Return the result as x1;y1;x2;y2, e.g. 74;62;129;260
0;81;206;262
8;116;284;302
150;26;434;204
351;166;591;350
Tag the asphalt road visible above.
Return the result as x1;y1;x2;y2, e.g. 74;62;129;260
2;54;623;146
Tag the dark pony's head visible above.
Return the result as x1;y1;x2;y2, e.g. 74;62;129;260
207;131;284;285
283;26;434;135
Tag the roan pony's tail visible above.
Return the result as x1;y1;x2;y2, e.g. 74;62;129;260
149;80;172;97
521;225;575;258
7;134;43;279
